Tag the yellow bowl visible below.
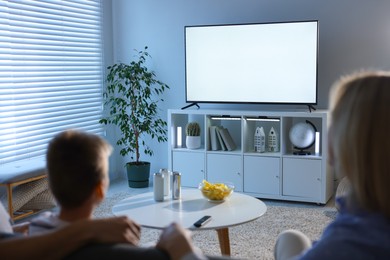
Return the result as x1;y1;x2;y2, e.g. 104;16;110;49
199;181;234;202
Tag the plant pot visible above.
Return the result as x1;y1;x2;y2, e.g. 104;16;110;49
126;161;150;188
186;136;201;149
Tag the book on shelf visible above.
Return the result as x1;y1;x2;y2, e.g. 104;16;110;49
218;127;237;151
209;126;221;150
216;126;227;151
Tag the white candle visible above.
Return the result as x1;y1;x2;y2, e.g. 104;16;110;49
177;126;182;148
315;132;320;155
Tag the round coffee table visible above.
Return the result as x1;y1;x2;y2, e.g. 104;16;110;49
112;188;267;255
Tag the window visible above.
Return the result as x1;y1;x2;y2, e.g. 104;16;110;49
0;0;104;166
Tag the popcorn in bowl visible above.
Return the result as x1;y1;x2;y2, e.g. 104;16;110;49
199;180;234;202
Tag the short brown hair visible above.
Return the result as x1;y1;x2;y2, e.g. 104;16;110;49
46;130;112;209
329;71;390;218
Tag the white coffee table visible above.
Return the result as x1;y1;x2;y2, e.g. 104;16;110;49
112;188;267;255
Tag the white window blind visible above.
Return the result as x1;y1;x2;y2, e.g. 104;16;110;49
0;0;104;166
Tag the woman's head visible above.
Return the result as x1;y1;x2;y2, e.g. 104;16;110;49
329;71;390;217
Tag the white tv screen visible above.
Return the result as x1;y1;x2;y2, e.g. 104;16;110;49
185;20;318;105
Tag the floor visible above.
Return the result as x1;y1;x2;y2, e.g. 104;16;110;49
107;177;152;196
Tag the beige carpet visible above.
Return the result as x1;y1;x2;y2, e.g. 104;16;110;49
94;191;337;260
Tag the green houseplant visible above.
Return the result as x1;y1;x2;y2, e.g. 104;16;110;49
100;46;169;188
185;122;201;149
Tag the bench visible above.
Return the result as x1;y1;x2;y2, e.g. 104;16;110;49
0;160;54;221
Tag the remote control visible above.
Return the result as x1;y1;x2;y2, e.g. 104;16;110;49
193;215;212;227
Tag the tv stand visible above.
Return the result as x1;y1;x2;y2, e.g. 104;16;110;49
167;109;333;204
181;103;200;110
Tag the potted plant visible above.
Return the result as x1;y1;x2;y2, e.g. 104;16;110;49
185;122;201;149
100;46;169;188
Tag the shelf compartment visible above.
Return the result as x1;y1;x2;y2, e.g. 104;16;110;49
206;115;242;152
243;116;281;154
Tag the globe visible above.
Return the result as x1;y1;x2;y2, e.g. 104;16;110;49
289;122;316;149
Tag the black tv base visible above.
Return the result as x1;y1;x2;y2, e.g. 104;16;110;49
307;104;316;112
181;103;200;110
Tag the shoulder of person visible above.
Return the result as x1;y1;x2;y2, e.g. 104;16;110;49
29;211;67;234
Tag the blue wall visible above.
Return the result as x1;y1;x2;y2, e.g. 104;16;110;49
106;0;390;179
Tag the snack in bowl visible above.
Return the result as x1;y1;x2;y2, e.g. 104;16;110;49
199;180;234;202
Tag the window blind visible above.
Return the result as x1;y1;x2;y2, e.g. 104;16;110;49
0;0;104;166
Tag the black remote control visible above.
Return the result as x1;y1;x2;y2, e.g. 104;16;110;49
194;215;212;227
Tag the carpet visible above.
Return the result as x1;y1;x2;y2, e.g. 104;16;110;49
94;191;337;260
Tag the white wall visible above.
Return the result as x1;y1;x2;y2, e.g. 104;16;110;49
105;0;390;179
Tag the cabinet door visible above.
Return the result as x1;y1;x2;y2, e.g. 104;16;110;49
172;151;205;188
206;154;243;192
282;158;321;199
244;156;280;195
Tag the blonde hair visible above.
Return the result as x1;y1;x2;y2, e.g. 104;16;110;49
329;71;390;218
46;130;113;209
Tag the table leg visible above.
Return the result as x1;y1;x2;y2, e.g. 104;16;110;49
216;228;230;256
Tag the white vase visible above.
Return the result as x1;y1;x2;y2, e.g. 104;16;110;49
186;136;201;149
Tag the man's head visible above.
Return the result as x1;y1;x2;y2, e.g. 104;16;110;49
46;130;113;210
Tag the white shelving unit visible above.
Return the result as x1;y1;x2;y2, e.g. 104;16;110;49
168;109;333;204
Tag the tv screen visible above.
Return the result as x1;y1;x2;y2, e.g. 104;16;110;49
185;20;318;105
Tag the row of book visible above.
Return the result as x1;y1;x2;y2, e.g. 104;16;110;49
209;126;237;151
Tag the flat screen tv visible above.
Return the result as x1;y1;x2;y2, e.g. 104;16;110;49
185;20;318;106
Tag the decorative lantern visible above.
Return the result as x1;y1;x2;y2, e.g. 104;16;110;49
268;127;279;152
254;127;266;152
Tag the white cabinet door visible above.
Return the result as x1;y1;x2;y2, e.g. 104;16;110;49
282;158;321;199
244;156;280;195
172;151;205;188
206;154;243;192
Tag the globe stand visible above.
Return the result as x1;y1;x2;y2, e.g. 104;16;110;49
293;148;311;155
